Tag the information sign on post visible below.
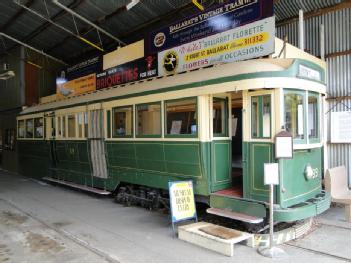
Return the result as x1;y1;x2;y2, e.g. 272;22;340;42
258;163;286;259
168;180;197;235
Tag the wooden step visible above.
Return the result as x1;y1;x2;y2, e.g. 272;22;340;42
207;208;263;224
178;222;254;256
42;177;111;195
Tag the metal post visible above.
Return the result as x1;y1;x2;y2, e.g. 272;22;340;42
269;184;274;249
258;180;287;258
299;9;304;51
320;24;325;61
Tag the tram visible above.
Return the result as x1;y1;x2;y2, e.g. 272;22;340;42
16;38;330;223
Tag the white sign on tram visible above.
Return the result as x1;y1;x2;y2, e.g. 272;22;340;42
158;16;275;76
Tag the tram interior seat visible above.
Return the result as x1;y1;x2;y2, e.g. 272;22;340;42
325;166;351;222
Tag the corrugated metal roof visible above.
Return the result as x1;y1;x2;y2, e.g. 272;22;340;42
0;0;346;64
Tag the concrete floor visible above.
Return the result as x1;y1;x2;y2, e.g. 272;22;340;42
0;169;350;263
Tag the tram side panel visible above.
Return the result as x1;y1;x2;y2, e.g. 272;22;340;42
105;140;211;196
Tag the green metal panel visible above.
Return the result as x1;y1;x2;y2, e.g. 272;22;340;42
278;147;323;208
244;142;273;202
211;140;231;191
210;194;266;218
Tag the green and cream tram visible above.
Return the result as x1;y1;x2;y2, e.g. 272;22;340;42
17;39;330;223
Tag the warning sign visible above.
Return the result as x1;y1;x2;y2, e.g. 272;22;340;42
169;181;197;223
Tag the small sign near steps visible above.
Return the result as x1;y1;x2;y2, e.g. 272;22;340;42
178;222;254;257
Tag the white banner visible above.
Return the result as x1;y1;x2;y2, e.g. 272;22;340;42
158;16;275;76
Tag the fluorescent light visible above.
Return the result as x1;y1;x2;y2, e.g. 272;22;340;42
0;70;15;80
126;0;140;10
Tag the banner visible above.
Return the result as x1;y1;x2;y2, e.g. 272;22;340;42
169;181;197;223
57;73;96;99
146;0;273;54
158;16;275;76
65;56;101;80
96;54;158;90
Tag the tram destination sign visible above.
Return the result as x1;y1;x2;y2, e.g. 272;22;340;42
158;16;275;76
96;54;158;90
146;0;273;54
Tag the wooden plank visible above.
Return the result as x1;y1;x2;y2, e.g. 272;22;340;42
207;208;263;224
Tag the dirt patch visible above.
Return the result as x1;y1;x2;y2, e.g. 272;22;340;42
0;211;28;226
0;243;12;262
25;232;64;253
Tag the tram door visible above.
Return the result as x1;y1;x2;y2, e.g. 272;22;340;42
88;109;108;179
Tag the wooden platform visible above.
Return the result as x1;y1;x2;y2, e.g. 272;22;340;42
42;177;111;195
178;222;254;256
207;208;263;224
212;187;243;198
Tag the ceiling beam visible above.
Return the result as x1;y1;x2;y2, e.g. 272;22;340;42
20;0;85;43
277;0;351;27
0;0;34;32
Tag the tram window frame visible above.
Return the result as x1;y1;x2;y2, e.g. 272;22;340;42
112;105;134;138
136;102;162;138
34;117;44;139
164;97;198;138
213;97;229;137
17;120;25;138
284;90;307;144
67;114;77;138
250;95;272;139
308;92;320;143
25;119;34;138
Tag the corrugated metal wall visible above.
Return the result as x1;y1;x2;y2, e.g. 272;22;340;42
276;7;351;179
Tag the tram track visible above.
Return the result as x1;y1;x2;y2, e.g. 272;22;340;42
0;197;121;263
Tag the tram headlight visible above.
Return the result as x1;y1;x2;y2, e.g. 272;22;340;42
304;164;314;180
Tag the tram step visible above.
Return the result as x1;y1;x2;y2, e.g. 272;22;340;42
42;177;111;195
178;222;254;256
206;208;263;224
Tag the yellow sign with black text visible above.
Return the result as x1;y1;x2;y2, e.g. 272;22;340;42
169;181;197;223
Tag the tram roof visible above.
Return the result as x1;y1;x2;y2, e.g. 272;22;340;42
20;39;326;116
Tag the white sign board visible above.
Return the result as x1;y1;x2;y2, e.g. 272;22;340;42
264;163;279;185
275;136;293;158
331;111;351;143
158;16;275;76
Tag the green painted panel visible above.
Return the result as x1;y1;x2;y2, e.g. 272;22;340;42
279;147;322;208
107;142;137;168
211;140;231;191
164;143;201;176
135;142;166;171
210;194;266;218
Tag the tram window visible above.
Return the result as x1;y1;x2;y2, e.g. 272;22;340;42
112;106;133;137
67;114;76;138
262;96;271;138
251;97;259;138
251;95;271;138
62;116;66;138
34;118;44;138
78;113;84;138
285;93;304;140
84;112;88;138
18;120;25;138
213;98;228;136
136;103;161;136
25;119;34;138
308;93;319;140
165;98;197;135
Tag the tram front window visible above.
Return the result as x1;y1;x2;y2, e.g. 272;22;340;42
285;93;304;139
26;119;34;138
18;120;25;138
213;98;228;136
308;93;319;139
34;118;44;138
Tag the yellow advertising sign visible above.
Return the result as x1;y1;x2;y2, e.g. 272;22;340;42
57;73;96;99
169;181;197;223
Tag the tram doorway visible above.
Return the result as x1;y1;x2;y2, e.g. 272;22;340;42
230;92;243;197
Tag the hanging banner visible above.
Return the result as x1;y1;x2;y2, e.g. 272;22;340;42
56;73;96;99
169;180;197;223
146;0;273;54
96;54;158;90
65;56;102;80
158;16;275;76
